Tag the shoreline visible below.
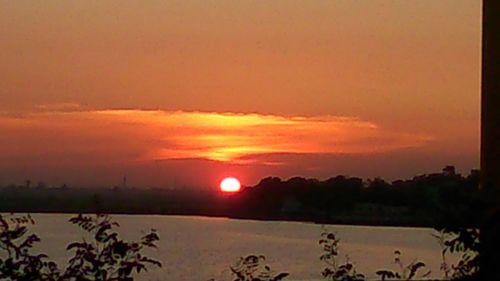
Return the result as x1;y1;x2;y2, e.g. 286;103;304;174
1;210;438;229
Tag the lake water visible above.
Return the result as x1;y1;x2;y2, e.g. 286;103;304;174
21;214;452;281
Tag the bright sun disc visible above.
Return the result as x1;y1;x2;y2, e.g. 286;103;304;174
220;177;241;192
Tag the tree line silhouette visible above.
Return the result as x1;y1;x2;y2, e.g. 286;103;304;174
0;166;481;227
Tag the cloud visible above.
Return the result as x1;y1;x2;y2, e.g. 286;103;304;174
35;102;82;112
0;109;432;166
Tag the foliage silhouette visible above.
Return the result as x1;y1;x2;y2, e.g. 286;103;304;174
375;250;430;281
0;214;161;281
319;231;365;281
433;229;479;280
0;214;59;281
209;255;288;281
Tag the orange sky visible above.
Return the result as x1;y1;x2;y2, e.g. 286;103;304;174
0;1;480;188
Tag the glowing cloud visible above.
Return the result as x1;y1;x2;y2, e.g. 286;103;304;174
0;109;432;166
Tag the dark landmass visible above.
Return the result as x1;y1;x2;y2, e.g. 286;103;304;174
0;166;481;227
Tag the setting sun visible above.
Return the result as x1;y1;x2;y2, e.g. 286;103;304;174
220;177;241;193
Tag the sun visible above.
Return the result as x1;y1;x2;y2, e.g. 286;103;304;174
220;177;241;193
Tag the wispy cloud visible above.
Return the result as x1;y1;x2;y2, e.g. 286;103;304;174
0;109;432;165
35;102;82;112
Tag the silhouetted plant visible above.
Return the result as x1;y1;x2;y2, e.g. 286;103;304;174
0;214;161;281
209;255;288;281
229;255;288;281
434;231;453;280
319;231;365;281
63;213;161;280
375;250;430;281
433;229;479;280
0;214;60;281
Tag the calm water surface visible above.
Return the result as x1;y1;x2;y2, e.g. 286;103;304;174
24;214;451;281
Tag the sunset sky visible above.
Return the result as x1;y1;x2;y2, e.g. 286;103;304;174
0;1;480;188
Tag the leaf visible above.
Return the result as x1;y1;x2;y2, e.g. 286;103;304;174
66;242;88;250
376;269;398;279
271;273;289;281
94;224;112;242
408;261;426;279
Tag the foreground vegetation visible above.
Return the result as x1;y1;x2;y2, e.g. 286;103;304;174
0;214;479;281
0;214;161;281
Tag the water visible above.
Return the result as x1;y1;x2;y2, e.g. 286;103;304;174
19;214;451;281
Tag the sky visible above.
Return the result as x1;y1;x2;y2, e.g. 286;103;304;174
0;0;481;189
